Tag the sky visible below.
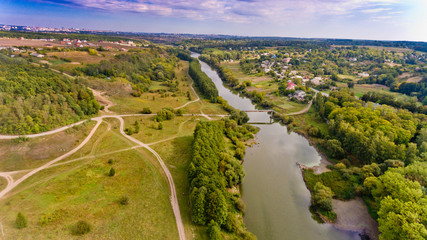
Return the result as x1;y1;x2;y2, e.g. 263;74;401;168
1;0;426;41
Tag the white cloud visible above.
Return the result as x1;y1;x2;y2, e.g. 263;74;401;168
34;0;406;24
361;8;391;13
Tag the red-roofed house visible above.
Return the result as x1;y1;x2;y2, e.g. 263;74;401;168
287;81;297;90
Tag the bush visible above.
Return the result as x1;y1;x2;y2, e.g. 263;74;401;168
118;196;129;205
141;107;152;114
70;221;91;235
108;167;115;177
155;107;175;122
15;212;27;229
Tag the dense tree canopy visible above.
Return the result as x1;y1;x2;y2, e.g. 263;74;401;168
0;54;99;134
188;58;219;101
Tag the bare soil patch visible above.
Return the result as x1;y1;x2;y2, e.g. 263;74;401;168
0;38;65;47
332;198;379;240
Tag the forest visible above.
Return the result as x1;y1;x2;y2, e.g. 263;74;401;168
188;120;257;239
0;54;99;134
76;48;176;96
308;90;427;239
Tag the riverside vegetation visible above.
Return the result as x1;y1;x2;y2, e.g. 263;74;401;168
184;40;426;239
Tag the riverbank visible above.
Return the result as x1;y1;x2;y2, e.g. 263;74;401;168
298;148;379;240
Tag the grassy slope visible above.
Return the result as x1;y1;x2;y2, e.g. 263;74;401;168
0;122;95;172
0;119;178;239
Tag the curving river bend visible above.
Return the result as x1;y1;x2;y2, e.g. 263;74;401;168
192;53;359;240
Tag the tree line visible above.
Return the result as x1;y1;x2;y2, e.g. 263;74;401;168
361;91;427;114
188;121;256;239
188;58;219;102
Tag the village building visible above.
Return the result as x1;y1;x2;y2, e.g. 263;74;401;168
30;52;44;58
293;90;306;101
358;72;370;78
287;81;297;90
311;76;323;85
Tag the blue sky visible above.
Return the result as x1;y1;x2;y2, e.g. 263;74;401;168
1;0;426;41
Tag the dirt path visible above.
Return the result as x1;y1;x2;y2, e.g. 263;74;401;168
285;99;313;116
175;79;200;110
0;120;87;140
0;119;103;199
88;87;115;113
114;116;186;240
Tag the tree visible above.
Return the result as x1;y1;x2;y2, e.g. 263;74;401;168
15;212;27;229
134;121;140;133
108;167;115;177
324;139;345;159
311;182;333;211
207;220;223;240
378;196;427;240
206;189;228;225
191;187;207;225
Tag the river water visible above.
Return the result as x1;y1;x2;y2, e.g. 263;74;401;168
192;53;360;240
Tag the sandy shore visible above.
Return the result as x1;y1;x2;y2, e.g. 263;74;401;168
332;198;379;240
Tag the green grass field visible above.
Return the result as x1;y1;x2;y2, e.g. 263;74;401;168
0;121;95;172
337;82;420;104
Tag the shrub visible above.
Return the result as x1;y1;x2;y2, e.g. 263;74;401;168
15;212;27;229
108;167;115;177
141;107;152;114
70;221;91;235
118;196;129;205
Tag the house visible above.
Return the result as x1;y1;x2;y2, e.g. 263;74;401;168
293;90;306;101
311;76;323;85
287;81;297;90
30;52;44;58
358;72;370;78
283;58;291;64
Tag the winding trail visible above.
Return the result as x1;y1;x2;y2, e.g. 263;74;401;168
285;98;314;116
0;118;103;199
175;79;200;110
114;116;186;240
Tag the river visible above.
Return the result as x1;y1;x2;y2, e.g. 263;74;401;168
191;53;360;240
